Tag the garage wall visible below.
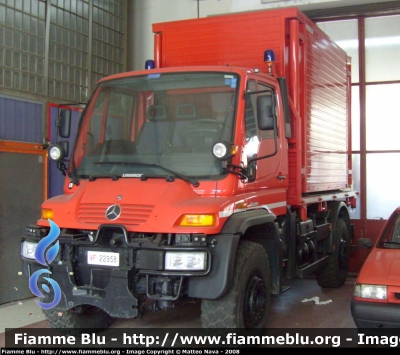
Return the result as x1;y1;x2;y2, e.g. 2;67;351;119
0;95;45;305
0;96;42;142
0;142;47;304
0;0;126;103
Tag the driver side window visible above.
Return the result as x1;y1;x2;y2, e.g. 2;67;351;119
257;82;276;139
245;80;258;141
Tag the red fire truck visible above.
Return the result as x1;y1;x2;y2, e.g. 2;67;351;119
21;7;357;334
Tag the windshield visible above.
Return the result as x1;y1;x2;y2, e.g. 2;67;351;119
378;210;400;248
69;71;239;182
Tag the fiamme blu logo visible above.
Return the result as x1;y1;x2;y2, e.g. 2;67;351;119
28;219;62;309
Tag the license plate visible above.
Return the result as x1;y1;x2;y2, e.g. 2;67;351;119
87;251;119;267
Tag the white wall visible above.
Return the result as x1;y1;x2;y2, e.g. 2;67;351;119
128;0;197;71
127;0;395;71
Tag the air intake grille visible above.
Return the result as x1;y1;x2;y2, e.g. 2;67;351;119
78;203;154;225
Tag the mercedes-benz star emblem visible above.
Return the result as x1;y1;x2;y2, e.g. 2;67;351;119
106;204;122;220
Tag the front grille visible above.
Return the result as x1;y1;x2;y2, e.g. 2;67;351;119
78;203;155;225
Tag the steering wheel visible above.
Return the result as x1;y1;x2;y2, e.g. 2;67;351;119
179;118;224;149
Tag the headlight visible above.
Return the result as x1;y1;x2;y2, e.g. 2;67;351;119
213;142;228;159
353;283;387;300
21;240;38;259
212;141;237;160
165;251;207;271
48;144;67;161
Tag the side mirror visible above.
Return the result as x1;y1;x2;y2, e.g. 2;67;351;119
57;109;71;138
358;237;374;249
256;95;275;130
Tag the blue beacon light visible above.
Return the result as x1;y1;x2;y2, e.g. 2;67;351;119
145;60;155;70
264;49;275;75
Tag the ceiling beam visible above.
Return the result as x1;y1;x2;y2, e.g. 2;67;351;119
305;1;400;21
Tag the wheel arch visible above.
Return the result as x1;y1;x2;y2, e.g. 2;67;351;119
221;209;277;235
187;209;276;299
327;201;352;241
315;201;352;288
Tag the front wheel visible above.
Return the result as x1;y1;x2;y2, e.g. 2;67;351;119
316;218;350;288
43;305;114;335
201;241;271;331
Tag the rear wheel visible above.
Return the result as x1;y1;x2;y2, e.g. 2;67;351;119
316;218;349;288
201;241;271;331
43;305;114;335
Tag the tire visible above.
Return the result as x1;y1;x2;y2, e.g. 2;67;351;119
43;305;114;335
201;241;271;331
315;218;349;288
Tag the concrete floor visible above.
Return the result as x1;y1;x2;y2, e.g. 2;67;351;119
0;275;357;348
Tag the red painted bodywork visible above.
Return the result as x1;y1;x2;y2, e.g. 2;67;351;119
357;248;400;292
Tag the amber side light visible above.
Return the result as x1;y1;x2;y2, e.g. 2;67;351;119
178;214;216;227
41;208;54;220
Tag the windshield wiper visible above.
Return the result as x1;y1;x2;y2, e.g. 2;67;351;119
93;161;199;187
379;240;400;248
88;175;119;181
382;241;400;246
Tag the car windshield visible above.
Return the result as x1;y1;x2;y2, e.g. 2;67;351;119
378;210;400;248
69;71;239;182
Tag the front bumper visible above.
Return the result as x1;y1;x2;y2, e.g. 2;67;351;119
351;299;400;334
21;223;240;318
21;258;141;318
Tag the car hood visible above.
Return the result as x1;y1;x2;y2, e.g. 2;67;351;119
357;247;400;286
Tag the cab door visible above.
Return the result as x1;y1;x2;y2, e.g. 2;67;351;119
243;77;288;215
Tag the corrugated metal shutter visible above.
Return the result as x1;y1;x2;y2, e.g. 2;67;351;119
0;96;43;143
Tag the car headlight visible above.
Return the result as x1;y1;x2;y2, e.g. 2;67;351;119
353;283;387;300
165;251;207;271
21;240;38;259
